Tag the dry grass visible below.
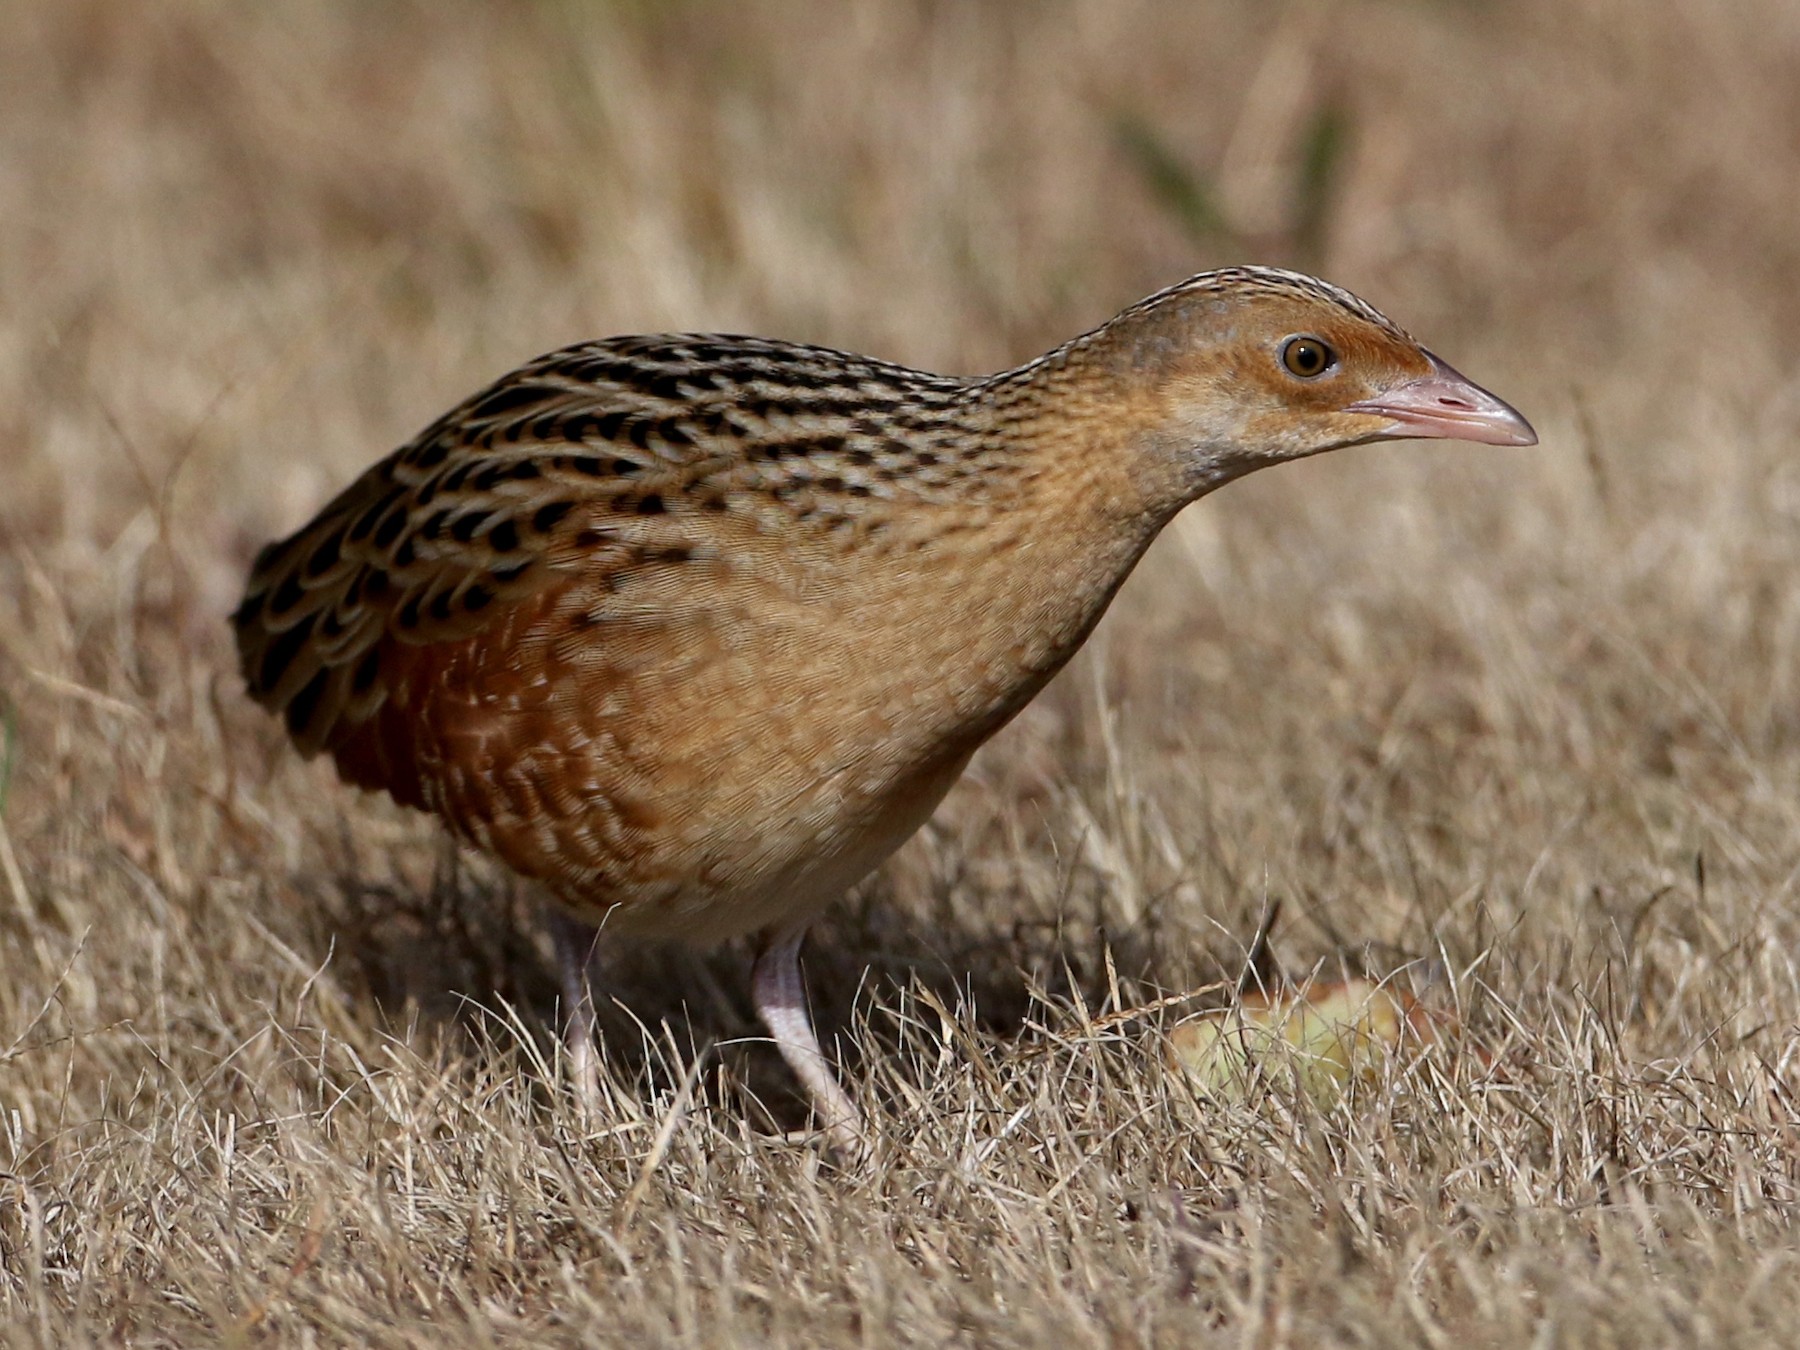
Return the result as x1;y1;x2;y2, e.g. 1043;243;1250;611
4;0;1800;1343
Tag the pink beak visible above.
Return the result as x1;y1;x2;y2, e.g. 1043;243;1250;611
1344;352;1537;447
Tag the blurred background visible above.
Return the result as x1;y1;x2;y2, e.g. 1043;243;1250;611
9;6;1800;1337
4;0;1800;1051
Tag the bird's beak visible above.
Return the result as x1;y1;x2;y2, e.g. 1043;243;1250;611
1344;352;1537;447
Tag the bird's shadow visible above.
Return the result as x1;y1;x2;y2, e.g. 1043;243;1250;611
310;855;1231;1135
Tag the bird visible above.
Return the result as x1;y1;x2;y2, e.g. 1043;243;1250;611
231;266;1535;1148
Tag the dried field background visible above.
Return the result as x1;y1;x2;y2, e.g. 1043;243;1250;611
4;0;1800;1344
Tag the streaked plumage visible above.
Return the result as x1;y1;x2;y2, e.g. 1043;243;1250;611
234;267;1535;1145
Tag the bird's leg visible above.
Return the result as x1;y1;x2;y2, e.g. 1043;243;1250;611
751;922;864;1151
547;908;602;1116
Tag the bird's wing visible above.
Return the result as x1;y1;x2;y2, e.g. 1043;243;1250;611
230;338;759;761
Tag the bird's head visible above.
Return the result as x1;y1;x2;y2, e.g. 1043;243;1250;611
1096;268;1536;497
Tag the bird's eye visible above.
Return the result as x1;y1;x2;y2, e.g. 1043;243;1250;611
1280;336;1335;379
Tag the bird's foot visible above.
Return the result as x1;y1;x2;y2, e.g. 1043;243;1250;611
549;908;604;1120
751;922;868;1160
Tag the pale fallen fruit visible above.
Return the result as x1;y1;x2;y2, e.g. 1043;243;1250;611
1168;978;1448;1105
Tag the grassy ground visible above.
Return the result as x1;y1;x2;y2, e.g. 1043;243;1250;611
4;0;1800;1343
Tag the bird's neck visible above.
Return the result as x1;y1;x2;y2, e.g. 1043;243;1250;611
968;294;1250;520
851;361;1190;747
